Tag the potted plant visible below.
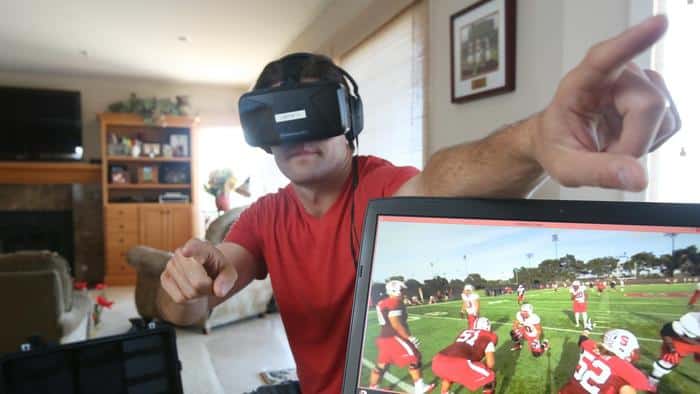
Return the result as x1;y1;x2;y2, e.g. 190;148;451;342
204;169;238;212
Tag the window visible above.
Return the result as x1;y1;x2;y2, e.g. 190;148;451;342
339;2;427;169
647;0;699;202
196;126;287;232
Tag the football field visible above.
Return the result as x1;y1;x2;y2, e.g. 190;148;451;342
359;283;699;394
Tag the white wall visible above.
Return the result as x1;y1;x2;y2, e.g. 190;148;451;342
0;71;246;159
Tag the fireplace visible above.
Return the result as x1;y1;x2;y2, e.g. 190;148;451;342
0;210;75;272
0;184;103;282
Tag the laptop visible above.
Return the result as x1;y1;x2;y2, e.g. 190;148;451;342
342;198;700;394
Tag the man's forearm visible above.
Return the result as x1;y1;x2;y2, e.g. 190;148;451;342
416;114;545;198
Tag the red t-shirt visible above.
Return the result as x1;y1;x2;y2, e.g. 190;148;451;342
224;155;419;394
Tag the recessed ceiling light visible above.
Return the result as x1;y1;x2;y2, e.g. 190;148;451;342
178;36;192;43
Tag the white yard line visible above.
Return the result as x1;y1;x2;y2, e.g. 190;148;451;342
361;358;414;393
412;313;663;343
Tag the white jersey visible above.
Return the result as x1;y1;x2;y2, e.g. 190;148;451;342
461;293;480;315
517;287;525;297
696;282;700;291
570;286;586;304
516;311;541;338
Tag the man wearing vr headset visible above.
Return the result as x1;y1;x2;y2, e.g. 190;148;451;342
158;16;680;394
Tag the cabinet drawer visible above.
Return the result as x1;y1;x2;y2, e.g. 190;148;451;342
105;231;139;247
105;205;138;224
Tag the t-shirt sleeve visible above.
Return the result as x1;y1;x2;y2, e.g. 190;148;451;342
223;202;266;276
361;159;420;197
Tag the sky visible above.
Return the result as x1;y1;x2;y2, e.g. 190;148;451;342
369;219;700;282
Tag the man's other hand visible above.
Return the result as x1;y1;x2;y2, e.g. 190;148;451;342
160;239;238;303
533;15;680;191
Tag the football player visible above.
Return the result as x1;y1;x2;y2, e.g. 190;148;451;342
570;280;589;328
461;284;481;329
370;280;434;393
432;317;497;394
516;284;526;305
596;280;606;295
688;282;700;308
560;323;654;393
648;312;700;390
510;303;550;357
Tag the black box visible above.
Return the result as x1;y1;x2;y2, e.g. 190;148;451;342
0;323;183;394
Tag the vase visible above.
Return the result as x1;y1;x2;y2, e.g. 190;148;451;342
215;192;230;212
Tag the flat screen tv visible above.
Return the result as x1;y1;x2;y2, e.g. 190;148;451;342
0;86;83;161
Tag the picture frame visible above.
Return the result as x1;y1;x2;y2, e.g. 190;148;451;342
109;165;130;184
450;0;516;103
169;134;189;157
142;143;161;158
137;165;159;184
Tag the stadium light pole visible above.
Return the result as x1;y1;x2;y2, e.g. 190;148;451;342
526;252;534;266
664;233;677;275
552;234;559;260
463;254;468;277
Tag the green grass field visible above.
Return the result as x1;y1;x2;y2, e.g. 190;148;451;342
359;284;699;394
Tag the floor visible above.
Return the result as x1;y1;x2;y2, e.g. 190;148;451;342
95;286;295;394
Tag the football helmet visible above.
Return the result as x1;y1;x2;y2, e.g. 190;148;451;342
672;312;700;339
520;303;534;315
602;329;640;362
474;317;491;331
385;280;407;297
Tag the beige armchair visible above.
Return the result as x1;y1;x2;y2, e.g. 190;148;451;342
0;251;91;354
127;206;274;333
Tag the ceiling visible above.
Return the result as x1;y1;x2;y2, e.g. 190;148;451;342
0;0;334;86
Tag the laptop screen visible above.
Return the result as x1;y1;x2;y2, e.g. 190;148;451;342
353;215;700;394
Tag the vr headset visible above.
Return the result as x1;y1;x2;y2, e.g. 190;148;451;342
238;53;363;151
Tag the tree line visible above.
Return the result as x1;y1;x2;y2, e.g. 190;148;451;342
370;245;699;302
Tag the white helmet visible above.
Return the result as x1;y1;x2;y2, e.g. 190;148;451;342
696;282;700;291
572;280;581;287
520;303;534;314
474;317;491;331
385;280;407;297
602;329;640;362
672;312;700;339
464;284;474;292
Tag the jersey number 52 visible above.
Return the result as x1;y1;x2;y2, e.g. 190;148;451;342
573;350;612;394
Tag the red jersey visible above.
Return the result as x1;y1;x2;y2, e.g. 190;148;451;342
439;329;498;360
376;296;407;337
560;339;652;394
224;155;418;394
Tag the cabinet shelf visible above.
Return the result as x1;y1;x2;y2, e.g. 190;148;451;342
106;156;191;163
108;183;191;190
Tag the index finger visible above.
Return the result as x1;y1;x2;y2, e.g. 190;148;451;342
578;15;668;87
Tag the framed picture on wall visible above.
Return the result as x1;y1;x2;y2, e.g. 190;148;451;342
450;0;516;103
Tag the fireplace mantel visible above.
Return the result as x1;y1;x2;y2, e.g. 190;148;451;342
0;162;101;184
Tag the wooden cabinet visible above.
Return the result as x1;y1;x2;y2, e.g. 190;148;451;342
104;203;195;285
139;205;192;252
100;113;198;285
